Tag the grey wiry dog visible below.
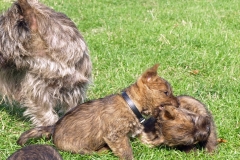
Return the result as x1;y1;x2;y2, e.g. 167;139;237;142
139;95;217;153
0;0;92;126
17;64;179;160
7;144;63;160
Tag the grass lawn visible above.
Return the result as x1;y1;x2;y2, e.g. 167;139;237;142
0;0;240;159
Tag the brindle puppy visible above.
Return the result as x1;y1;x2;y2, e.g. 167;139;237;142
17;64;178;160
139;96;217;153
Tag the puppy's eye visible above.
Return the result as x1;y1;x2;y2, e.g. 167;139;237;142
164;91;169;96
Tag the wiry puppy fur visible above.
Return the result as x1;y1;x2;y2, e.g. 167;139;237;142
139;95;217;153
17;64;178;160
0;0;92;126
7;144;62;160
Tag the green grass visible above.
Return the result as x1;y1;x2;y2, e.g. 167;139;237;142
1;0;240;159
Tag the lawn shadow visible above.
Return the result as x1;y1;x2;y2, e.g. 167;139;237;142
0;100;28;122
0;99;67;124
156;144;207;155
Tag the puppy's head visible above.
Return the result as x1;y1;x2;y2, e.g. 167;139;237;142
157;105;196;146
136;64;179;114
157;105;211;146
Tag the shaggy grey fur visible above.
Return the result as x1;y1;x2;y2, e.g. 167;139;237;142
0;0;92;126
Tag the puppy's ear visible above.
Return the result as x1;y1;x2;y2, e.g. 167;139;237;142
140;64;159;83
18;0;38;32
162;105;176;120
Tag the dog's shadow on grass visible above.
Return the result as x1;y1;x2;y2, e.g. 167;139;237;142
0;101;27;122
0;99;67;123
156;144;207;154
0;101;56;145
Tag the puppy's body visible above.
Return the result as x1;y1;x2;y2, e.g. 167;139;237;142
17;64;178;160
140;96;217;153
7;144;62;160
0;0;91;126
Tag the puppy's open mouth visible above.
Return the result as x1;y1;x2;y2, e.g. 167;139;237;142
159;105;165;110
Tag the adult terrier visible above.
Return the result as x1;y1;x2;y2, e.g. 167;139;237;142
0;0;92;126
17;64;178;160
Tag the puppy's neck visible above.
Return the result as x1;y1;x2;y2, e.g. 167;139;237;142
125;84;143;112
122;91;146;124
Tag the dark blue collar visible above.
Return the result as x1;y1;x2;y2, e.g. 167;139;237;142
121;92;156;128
121;92;146;124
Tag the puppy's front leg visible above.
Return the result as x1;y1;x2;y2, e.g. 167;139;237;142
140;132;165;147
149;136;165;146
104;136;133;160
